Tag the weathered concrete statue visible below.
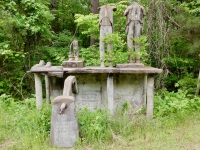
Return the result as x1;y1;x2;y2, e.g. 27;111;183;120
99;5;116;67
124;2;146;63
69;40;79;61
50;76;79;147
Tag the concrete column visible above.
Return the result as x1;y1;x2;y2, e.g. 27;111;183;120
107;73;114;115
34;73;43;108
146;75;154;118
45;74;50;104
143;74;147;106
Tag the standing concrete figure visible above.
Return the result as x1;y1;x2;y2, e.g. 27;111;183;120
124;2;146;63
99;5;116;67
69;40;79;61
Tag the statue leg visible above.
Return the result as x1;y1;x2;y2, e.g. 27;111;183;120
134;21;142;63
127;21;134;63
100;26;105;67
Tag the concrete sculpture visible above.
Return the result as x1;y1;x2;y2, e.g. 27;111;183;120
99;5;116;67
124;2;146;63
62;40;84;68
69;40;79;61
50;76;79;147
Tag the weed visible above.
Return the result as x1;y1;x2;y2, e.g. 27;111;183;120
154;89;200;117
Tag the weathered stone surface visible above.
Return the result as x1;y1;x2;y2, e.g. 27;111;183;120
63;66;162;74
49;77;64;99
30;66;63;72
68;73;146;113
50;76;79;147
114;74;144;111
124;2;146;63
99;5;116;67
74;74;106;109
29;62;162;74
50;100;78;147
69;40;79;61
62;61;84;68
30;62;162;116
116;63;144;68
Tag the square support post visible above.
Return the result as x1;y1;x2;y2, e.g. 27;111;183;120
146;75;154;118
107;73;114;115
143;74;147;106
45;74;50;104
34;73;43;108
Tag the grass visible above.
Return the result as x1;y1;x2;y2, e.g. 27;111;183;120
75;113;200;150
1;95;200;150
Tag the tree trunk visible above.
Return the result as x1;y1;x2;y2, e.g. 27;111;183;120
51;0;60;33
90;0;99;45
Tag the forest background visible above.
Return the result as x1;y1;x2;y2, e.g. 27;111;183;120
1;0;200;149
0;0;200;98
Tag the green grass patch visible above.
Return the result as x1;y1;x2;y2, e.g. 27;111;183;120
1;92;200;149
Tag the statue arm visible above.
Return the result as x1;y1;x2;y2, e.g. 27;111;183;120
141;6;146;16
112;6;117;11
98;7;102;25
124;6;130;16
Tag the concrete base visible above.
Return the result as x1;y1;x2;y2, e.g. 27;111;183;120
30;63;162;117
62;61;84;68
116;63;144;68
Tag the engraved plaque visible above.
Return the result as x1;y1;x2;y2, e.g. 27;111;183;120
50;102;79;147
76;88;102;108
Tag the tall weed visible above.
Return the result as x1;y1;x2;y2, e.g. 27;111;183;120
154;89;200;117
0;94;51;149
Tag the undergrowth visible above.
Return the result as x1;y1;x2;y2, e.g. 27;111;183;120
0;94;51;149
1;89;200;149
154;89;200;117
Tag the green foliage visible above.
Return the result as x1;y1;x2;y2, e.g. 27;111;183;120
77;103;145;144
75;14;99;40
0;94;51;149
154;89;200;117
78;108;111;143
103;33;128;66
37;30;76;65
175;73;197;94
180;0;200;16
1;92;200;149
129;36;149;64
79;45;100;66
0;0;54;97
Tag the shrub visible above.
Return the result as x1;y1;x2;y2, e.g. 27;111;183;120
154;89;200;117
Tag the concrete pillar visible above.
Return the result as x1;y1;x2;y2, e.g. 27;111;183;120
143;74;147;106
45;74;50;104
146;75;154;118
107;73;114;115
34;73;43;108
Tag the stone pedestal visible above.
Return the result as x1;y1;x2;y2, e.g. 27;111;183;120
50;97;79;147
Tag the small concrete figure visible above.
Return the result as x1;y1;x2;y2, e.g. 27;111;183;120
50;76;79;147
124;2;146;63
69;40;79;61
99;5;116;67
62;40;84;68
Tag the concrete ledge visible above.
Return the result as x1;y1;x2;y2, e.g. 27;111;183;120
116;63;144;68
62;61;84;68
63;66;162;74
29;66;162;74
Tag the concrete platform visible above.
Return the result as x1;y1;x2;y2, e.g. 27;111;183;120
29;62;162;118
